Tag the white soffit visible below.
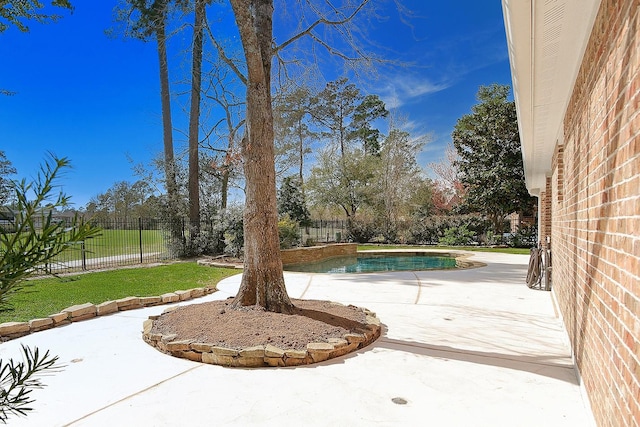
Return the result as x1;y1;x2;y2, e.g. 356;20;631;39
501;0;601;195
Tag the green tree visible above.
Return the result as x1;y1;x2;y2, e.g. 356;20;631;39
374;127;425;241
0;151;16;206
307;148;379;220
348;94;388;155
277;176;310;226
311;78;387;158
85;180;159;223
310;78;361;158
452;84;534;234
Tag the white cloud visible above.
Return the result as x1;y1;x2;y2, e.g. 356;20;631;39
377;75;452;109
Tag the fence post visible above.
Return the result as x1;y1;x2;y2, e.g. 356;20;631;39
81;240;86;270
139;217;143;264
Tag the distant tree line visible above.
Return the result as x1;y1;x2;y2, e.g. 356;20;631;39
70;82;535;251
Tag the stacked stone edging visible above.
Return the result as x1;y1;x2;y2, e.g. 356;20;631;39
142;305;382;367
0;286;217;342
280;243;357;266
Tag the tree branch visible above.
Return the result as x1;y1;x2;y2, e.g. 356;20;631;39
274;0;371;53
204;20;247;85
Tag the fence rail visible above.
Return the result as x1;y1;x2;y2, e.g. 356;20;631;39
43;217;346;274
300;219;347;245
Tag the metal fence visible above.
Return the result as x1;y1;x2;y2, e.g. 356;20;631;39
45;217;176;274
45;217;347;274
300;219;347;245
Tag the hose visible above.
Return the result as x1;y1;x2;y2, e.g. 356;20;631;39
526;247;542;289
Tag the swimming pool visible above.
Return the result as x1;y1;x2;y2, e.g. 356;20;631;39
283;252;458;274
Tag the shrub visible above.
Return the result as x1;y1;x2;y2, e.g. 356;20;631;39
438;225;476;246
278;216;300;249
220;206;244;257
409;214;487;245
346;218;377;243
506;225;538;248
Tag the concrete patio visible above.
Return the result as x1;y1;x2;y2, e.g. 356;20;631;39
0;252;595;426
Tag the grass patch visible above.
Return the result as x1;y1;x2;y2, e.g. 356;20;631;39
0;262;239;323
357;244;531;255
53;229;167;262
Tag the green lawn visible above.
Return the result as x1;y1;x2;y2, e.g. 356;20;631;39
0;262;239;323
357;244;531;255
53;229;167;262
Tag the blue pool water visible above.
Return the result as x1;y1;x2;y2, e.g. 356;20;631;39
284;252;458;274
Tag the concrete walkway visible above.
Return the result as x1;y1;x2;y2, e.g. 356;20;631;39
0;252;595;426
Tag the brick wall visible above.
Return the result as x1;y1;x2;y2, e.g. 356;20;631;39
551;0;640;425
280;243;357;266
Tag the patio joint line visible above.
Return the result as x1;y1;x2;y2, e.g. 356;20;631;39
63;364;203;426
412;272;422;304
298;274;314;299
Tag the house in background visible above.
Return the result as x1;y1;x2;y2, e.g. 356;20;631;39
502;0;639;425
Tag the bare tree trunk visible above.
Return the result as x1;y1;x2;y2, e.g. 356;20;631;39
229;0;293;313
155;6;181;240
188;0;205;231
298;119;304;184
215;164;230;254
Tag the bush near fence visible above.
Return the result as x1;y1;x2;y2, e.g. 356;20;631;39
44;214;534;274
45;217;347;274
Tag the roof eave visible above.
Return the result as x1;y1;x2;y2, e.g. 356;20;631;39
501;0;602;195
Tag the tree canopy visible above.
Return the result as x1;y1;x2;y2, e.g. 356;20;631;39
0;0;72;33
452;84;534;233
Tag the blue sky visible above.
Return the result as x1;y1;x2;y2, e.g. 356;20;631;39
0;1;512;208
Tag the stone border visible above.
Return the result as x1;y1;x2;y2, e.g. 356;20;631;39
0;286;217;342
142;305;382;368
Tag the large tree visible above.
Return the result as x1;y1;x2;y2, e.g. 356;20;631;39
452;84;534;234
348;93;388;155
225;0;376;313
115;0;181;233
375;126;425;240
310;77;361;158
228;0;293;313
273;84;314;183
306;147;379;220
187;0;212;230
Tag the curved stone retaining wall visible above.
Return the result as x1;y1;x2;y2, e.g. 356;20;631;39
280;243;357;266
142;304;381;367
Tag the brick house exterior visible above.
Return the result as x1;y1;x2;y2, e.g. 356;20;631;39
502;1;639;426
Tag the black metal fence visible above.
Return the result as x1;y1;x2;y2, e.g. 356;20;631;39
300;219;347;245
46;217;347;274
46;217;176;274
